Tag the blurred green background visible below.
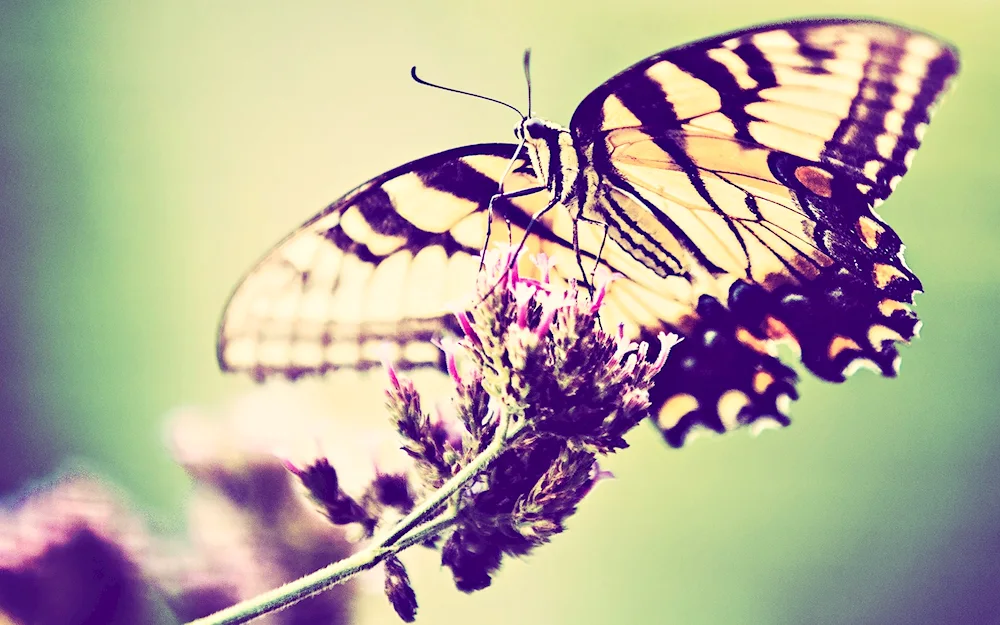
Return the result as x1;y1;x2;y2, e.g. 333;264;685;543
2;0;998;623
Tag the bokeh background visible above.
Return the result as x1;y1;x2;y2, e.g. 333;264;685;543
2;1;998;623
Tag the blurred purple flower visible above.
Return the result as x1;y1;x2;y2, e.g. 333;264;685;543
1;386;409;625
154;389;383;624
0;476;163;625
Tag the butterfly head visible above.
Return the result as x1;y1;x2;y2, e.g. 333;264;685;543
514;117;562;143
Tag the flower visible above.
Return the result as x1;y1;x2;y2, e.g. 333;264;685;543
0;475;161;625
383;555;417;622
379;246;679;598
155;390;382;624
0;387;406;625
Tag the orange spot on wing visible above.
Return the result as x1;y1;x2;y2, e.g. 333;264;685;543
736;327;773;355
764;315;801;355
794;166;834;198
878;298;911;316
856;216;885;250
828;335;862;359
873;263;907;288
752;370;775;394
657;394;699;430
764;316;793;341
868;324;907;348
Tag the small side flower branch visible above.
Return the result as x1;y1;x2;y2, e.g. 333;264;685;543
187;249;680;624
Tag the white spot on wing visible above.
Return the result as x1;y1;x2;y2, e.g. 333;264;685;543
717;390;751;431
884;110;905;136
842;358;881;377
750;416;785;436
875;133;898;159
906;35;944;59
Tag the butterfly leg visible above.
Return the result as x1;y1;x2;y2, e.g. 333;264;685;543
481;141;536;268
571;214;611;294
570;213;612;331
510;191;565;270
475;187;560;302
481;185;548;270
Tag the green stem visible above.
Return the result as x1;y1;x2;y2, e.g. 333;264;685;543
391;507;460;552
185;411;513;625
374;408;511;549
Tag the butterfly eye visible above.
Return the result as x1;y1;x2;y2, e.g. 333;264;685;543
513;125;523;139
523;118;546;139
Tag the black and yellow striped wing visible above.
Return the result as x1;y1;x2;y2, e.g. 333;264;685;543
569;18;958;444
218;144;568;379
217;18;958;448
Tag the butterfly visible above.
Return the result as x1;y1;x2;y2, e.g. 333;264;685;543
217;18;959;447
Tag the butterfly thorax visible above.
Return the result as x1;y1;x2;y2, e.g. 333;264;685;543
520;115;683;283
518;117;583;209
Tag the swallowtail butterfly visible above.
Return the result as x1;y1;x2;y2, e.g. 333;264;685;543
218;18;959;447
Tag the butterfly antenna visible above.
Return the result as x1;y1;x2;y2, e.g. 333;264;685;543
523;48;533;117
410;66;525;119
